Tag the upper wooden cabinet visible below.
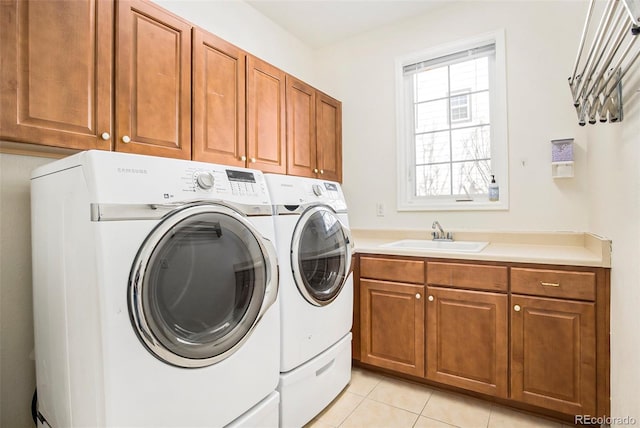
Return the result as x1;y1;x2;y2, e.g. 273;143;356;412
315;91;342;182
286;76;316;178
115;0;191;159
1;0;343;174
246;55;287;174
0;0;113;151
286;75;342;182
0;0;192;158
192;29;246;166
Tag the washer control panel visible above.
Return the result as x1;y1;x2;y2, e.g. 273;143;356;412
310;182;340;200
179;166;269;204
312;183;324;196
226;169;259;196
194;171;215;190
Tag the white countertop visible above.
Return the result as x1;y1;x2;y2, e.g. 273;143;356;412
352;229;611;268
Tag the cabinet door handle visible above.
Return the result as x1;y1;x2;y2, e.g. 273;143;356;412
240;155;247;161
121;135;131;144
313;168;319;173
514;304;521;312
101;132;110;141
320;169;324;174
428;295;434;302
250;158;256;163
415;293;421;299
540;281;560;287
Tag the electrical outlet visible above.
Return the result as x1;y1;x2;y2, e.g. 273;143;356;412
376;203;385;217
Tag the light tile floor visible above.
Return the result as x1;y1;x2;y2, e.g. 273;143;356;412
305;367;576;428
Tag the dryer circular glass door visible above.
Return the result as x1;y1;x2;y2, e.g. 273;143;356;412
291;206;352;306
129;203;277;368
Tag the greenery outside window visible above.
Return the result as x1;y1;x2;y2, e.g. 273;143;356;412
395;31;508;211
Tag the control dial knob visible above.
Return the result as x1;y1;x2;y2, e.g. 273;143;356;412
195;171;215;190
312;184;324;196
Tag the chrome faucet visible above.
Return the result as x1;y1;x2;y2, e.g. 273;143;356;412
432;221;453;241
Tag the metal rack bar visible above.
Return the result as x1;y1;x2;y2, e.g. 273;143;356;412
569;0;640;125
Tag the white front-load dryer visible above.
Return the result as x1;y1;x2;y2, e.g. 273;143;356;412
264;174;353;428
31;150;280;427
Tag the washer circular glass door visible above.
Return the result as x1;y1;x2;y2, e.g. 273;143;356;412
291;206;352;306
129;203;277;368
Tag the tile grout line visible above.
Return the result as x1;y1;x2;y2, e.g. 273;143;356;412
335;394;367;428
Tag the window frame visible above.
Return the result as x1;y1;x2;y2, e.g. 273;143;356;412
395;30;509;211
449;89;472;124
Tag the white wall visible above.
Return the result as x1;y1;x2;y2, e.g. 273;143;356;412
0;1;314;426
0;154;52;428
315;1;589;232
154;0;316;85
586;80;640;422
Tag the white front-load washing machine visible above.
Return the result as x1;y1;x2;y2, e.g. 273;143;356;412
31;150;280;428
264;174;353;428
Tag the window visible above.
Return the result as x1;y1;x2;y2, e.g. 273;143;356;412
396;31;508;211
450;91;471;123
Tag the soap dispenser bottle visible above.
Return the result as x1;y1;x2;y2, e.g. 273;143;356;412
489;175;499;202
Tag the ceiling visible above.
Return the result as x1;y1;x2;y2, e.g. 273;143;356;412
245;0;447;49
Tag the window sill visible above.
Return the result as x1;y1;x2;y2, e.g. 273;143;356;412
398;199;509;212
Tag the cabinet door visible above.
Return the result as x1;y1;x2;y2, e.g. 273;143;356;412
0;0;113;150
192;29;245;166
426;287;508;397
246;56;286;174
360;279;425;377
286;75;316;178
116;0;191;159
316;92;342;182
511;295;596;415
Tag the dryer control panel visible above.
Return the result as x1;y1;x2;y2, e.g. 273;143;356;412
265;173;347;211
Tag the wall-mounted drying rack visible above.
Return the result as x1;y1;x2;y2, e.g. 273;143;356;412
569;0;640;125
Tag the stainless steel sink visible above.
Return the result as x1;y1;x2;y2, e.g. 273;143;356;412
380;239;489;253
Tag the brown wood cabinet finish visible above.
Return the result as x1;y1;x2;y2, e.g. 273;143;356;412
286;76;316;178
192;29;246;166
0;0;113;150
315;91;342;182
360;256;425;284
246;55;286;174
1;0;343;176
353;253;610;421
360;279;425;377
115;0;191;159
511;295;596;415
511;267;596;301
427;262;508;292
426;286;508;397
285;76;343;181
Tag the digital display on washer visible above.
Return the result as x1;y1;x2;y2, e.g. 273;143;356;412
324;183;338;191
226;170;256;183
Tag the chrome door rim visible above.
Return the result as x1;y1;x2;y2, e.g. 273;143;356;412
290;205;353;307
128;202;278;368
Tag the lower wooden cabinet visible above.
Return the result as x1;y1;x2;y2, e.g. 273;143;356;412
360;279;425;377
426;286;508;397
353;254;609;421
510;294;596;415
